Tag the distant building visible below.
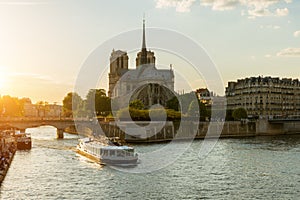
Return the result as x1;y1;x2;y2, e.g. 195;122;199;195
108;19;174;108
225;76;300;117
44;104;62;118
23;100;62;118
23;98;38;117
196;88;214;106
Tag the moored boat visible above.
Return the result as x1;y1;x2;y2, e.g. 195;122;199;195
14;133;32;150
76;137;138;166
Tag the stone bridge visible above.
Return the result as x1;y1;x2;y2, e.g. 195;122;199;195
0;118;100;138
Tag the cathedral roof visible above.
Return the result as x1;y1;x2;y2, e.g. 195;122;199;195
121;64;173;82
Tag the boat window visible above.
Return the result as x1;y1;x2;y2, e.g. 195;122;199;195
126;151;132;157
117;150;125;157
110;150;115;156
103;150;108;156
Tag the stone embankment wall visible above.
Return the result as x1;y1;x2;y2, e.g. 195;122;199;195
100;119;300;143
0;132;16;184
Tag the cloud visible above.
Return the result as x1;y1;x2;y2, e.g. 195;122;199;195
260;25;281;29
155;0;196;12
243;1;290;18
264;54;272;58
201;0;240;11
294;30;300;37
276;8;289;16
155;0;292;18
277;48;300;57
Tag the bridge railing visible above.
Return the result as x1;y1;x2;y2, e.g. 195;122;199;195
0;117;75;122
268;115;300;121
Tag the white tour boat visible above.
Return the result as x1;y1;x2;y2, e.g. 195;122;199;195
76;138;138;166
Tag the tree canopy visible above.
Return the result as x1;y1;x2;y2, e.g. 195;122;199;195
129;100;144;110
232;108;248;121
187;99;208;121
85;89;111;117
62;89;111;118
62;92;83;117
0;95;25;117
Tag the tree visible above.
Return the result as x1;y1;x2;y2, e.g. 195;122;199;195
86;89;111;117
181;92;196;114
149;108;166;121
129;100;144;110
117;107;149;121
1;95;23;117
166;96;180;111
225;109;234;121
188;100;199;117
187;99;207;121
62;92;83;117
232;108;247;121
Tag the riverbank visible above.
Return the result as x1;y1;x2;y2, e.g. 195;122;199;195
100;120;300;143
0;131;17;185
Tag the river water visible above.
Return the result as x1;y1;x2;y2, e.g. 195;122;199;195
0;126;299;199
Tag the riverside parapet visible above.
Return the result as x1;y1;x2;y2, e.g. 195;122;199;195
100;119;300;143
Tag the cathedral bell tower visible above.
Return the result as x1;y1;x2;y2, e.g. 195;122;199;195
108;49;129;98
135;18;155;68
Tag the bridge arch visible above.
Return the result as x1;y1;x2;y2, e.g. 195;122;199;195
0;119;95;139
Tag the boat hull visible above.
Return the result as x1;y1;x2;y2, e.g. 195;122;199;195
76;148;138;166
102;157;138;165
76;148;101;163
17;141;32;150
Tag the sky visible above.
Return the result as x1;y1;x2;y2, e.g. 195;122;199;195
0;0;299;104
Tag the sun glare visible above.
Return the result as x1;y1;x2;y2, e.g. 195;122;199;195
0;76;5;89
0;72;7;90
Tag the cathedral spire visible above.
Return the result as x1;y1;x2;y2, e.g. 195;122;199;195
142;15;146;50
140;16;148;65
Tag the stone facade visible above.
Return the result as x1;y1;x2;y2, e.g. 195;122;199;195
196;88;214;106
108;19;175;108
226;76;300;117
23;99;62;118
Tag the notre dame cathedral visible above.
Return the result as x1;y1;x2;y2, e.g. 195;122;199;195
108;19;175;109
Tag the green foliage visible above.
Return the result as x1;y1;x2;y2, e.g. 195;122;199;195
0;95;24;117
166;97;180;111
117;107;149;121
187;100;199;117
232;108;247;121
86;89;111;117
117;107;181;121
187;99;207;121
62;92;83;117
166;109;181;120
149;109;166;121
129;100;144;110
178;92;197;114
62;89;111;118
226;109;234;121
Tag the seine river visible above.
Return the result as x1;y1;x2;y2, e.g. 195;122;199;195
1;126;299;199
